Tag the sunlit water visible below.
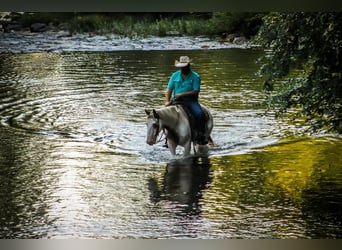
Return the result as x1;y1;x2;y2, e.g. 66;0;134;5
0;46;341;238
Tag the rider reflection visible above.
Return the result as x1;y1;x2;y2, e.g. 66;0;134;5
148;157;212;216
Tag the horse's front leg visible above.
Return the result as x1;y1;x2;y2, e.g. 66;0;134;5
167;139;177;156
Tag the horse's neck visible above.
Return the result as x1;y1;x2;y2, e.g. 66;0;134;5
158;106;181;128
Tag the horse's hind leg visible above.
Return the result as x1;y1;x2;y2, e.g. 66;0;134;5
208;135;217;147
183;141;191;156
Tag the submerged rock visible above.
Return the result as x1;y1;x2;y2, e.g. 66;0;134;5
233;36;248;45
225;33;249;45
30;23;48;33
3;21;23;33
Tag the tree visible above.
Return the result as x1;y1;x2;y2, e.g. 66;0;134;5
210;12;264;38
256;12;342;133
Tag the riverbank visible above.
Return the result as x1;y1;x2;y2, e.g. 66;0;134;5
1;12;261;35
0;30;252;54
0;12;260;53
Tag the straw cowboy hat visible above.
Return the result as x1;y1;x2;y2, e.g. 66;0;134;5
174;56;192;67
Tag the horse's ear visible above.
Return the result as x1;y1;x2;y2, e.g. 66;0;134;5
145;109;151;116
153;109;160;119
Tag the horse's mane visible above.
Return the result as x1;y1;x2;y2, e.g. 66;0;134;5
156;105;184;127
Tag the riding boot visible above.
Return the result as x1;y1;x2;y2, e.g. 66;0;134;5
197;119;208;145
197;132;208;145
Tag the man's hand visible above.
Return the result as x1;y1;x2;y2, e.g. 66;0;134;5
164;101;171;106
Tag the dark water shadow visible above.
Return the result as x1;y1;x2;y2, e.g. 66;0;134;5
148;156;213;216
300;183;342;238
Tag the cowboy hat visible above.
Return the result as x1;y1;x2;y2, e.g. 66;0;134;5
174;56;192;67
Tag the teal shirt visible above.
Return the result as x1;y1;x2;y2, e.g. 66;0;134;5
167;70;201;98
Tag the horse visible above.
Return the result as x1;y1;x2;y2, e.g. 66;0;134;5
145;104;214;156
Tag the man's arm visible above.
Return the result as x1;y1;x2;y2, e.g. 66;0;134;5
165;88;173;106
175;90;199;99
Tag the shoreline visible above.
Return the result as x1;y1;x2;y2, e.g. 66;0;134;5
0;31;253;54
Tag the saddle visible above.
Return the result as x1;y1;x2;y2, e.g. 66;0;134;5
171;101;210;143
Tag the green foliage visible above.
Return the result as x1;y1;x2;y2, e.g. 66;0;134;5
18;12;74;26
257;13;342;133
68;14;114;34
63;12;263;38
210;12;263;37
13;12;263;38
67;13;215;37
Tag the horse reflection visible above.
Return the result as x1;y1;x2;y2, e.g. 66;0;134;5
148;156;212;215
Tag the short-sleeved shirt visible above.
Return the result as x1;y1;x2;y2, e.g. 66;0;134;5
167;70;201;98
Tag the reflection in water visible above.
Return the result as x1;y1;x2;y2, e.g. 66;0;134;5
148;157;212;216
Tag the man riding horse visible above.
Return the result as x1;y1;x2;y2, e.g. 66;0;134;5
164;56;208;145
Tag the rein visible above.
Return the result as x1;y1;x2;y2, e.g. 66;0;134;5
154;117;165;143
156;127;166;143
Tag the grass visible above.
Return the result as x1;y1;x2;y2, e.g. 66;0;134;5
67;14;216;37
14;12;263;38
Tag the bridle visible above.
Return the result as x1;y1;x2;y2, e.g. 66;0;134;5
156;129;166;143
154;117;166;144
147;106;181;146
148;115;165;144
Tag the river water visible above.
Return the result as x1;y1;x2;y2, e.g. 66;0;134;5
0;34;341;238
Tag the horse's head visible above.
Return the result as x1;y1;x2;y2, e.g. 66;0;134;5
145;109;161;145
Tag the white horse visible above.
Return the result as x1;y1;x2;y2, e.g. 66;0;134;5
145;105;214;156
